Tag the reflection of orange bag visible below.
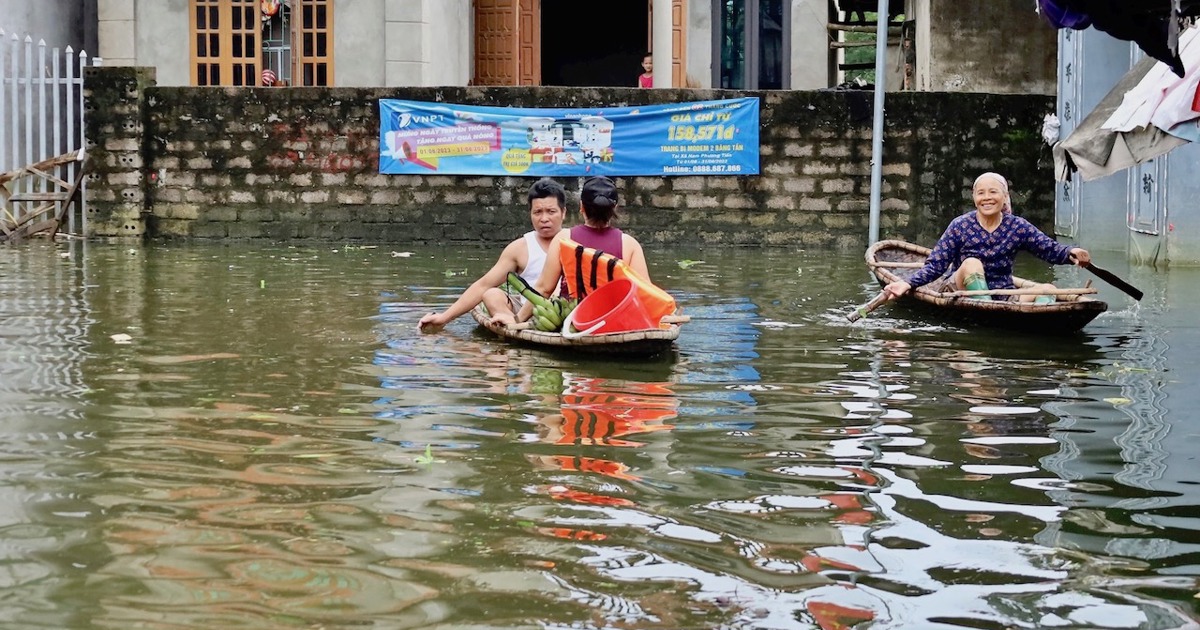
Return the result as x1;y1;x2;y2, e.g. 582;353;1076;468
807;600;876;630
555;408;674;447
547;460;638;487
557;376;677;446
558;237;675;325
261;0;282;16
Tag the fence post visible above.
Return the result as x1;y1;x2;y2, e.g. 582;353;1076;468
0;28;6;174
78;50;88;236
9;32;17;174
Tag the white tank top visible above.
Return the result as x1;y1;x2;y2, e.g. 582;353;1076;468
520;231;547;286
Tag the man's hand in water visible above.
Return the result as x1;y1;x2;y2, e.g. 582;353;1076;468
418;312;447;333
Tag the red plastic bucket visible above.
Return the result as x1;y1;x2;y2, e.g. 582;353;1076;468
564;279;655;337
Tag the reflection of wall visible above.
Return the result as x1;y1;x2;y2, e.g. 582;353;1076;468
1039;268;1200;565
0;242;91;529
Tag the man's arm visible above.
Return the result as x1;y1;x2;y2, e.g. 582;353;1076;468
419;239;523;331
515;231;567;324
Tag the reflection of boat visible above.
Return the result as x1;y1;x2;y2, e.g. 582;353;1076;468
866;239;1107;334
469;305;684;358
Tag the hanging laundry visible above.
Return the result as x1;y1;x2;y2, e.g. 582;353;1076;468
1037;0;1092;29
1035;0;1200;78
1103;25;1200;140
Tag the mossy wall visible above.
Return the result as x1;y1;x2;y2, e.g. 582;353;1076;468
85;67;1057;248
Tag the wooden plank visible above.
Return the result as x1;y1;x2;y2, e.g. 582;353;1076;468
0;150;87;242
869;261;925;268
0;150;83;186
49;164;88;240
827;23;901;33
942;287;1098;298
24;166;71;189
8;193;70;202
9;218;58;242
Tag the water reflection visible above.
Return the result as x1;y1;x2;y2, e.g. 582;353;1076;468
0;242;1198;627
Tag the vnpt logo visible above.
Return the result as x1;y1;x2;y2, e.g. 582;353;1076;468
396;112;444;128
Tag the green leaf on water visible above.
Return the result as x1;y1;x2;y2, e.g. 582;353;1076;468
444;269;467;277
677;259;703;269
415;444;434;465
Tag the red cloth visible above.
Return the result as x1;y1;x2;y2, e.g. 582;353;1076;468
1192;81;1200;114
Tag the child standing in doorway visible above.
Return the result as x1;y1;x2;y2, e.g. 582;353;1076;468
638;53;653;88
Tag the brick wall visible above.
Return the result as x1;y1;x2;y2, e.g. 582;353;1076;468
85;67;1056;248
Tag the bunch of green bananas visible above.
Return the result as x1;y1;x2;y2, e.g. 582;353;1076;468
506;272;579;332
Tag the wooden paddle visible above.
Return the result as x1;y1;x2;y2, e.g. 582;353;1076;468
846;291;889;323
1083;262;1143;301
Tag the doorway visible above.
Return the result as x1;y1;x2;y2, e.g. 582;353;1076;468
540;0;649;87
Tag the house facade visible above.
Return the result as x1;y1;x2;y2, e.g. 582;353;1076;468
94;0;1054;94
1055;27;1200;266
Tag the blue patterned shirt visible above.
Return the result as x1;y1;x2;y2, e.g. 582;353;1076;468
907;212;1074;290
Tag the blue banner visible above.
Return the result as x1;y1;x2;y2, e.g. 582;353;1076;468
378;98;759;176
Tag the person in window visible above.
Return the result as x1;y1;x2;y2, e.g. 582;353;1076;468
637;53;653;88
882;172;1091;304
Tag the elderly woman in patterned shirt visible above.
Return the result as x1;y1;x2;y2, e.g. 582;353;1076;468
883;172;1091;303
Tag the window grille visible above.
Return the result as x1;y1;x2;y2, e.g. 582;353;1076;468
190;0;332;87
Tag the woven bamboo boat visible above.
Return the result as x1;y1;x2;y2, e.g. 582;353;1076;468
866;239;1107;333
470;304;686;358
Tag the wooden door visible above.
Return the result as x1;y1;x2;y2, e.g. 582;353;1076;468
671;0;686;87
518;0;541;85
474;0;519;85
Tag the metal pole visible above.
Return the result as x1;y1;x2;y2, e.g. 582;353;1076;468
868;0;889;245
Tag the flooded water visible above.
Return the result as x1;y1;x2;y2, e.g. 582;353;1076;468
1;239;1198;629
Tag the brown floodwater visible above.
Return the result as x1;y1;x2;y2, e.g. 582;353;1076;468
0;239;1196;629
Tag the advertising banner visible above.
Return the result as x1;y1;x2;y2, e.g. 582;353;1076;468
378;97;759;176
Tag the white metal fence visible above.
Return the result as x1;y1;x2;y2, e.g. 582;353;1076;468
0;29;98;237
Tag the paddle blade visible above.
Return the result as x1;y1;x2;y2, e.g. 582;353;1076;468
1085;262;1143;301
846;291;889;323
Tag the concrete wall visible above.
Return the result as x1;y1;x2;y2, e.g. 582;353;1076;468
791;0;831;90
915;0;1057;94
335;0;386;87
97;0;134;68
423;0;471;86
85;66;1058;249
138;0;188;86
1;0;96;56
686;0;712;88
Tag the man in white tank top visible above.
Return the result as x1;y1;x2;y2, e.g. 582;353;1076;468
419;178;567;332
